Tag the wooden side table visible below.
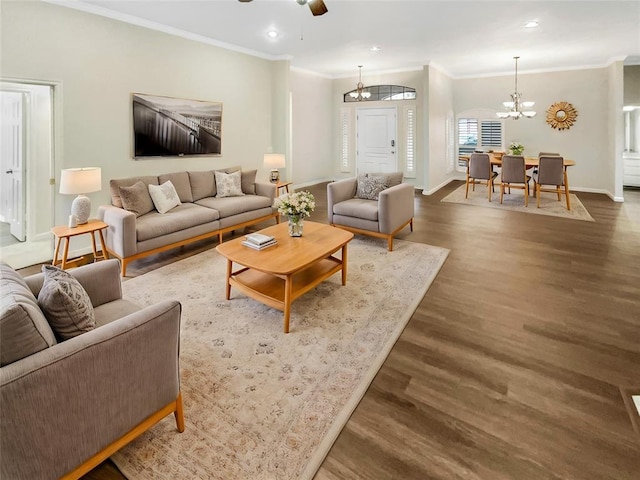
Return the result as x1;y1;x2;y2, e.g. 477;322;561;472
274;181;292;195
51;219;109;270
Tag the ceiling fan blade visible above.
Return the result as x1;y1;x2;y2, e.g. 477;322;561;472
308;0;328;16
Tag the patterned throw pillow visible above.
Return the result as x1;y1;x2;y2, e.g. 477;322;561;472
119;180;154;217
355;174;389;200
215;170;244;198
148;180;182;214
37;265;95;341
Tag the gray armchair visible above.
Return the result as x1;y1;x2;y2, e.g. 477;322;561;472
0;259;183;480
327;173;414;251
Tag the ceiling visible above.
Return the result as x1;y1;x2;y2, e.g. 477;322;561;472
54;0;640;78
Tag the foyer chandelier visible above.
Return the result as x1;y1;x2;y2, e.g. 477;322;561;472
349;65;371;101
497;56;536;119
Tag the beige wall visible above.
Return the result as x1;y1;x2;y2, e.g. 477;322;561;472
425;65;455;193
1;0;277;229
290;69;334;186
454;67;614;193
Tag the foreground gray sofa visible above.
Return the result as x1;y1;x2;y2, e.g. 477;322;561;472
0;259;183;480
98;168;278;276
327;172;414;251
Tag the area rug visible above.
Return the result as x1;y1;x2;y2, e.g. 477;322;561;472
111;236;449;479
441;183;594;222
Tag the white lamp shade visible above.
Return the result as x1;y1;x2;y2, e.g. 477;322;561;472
263;154;286;169
59;167;102;195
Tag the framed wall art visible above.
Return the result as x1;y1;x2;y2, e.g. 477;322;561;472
132;93;222;158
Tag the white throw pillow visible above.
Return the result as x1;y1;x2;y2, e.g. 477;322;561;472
148;180;181;214
215;170;244;198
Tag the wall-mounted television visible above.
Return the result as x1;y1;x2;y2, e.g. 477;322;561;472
132;93;222;158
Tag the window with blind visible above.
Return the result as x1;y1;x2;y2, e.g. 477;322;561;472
457;118;503;156
404;106;416;178
340;108;352;172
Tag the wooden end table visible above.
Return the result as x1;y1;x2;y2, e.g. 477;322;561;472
216;221;353;333
274;181;292;195
51;219;109;270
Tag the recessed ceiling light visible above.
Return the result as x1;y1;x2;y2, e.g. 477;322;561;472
525;21;539;28
267;30;278;39
370;45;381;52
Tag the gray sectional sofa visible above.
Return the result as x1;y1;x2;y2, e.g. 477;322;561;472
98;168;278;275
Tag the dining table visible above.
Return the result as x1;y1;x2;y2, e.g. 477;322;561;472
459;154;576;209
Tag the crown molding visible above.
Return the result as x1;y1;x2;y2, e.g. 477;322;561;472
43;0;287;62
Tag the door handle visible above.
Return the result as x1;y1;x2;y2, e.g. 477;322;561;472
391;140;395;147
5;170;13;174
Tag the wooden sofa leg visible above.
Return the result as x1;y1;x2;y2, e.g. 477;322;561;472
174;392;185;432
121;260;128;277
409;218;414;232
387;236;393;251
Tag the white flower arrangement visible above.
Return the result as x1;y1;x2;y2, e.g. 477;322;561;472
509;142;524;155
273;191;316;220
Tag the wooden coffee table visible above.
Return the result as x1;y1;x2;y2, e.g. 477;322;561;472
215;221;354;333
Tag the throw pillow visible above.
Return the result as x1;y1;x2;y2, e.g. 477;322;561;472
215;170;244;198
119;180;154;217
241;169;257;195
355;174;389;200
37;265;95;341
148;180;182;214
1;262;57;366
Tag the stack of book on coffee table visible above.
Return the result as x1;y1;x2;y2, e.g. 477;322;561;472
242;233;277;250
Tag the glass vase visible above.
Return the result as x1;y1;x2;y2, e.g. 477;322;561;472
288;216;303;237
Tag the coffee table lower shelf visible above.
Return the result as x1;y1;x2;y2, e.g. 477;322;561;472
227;256;344;332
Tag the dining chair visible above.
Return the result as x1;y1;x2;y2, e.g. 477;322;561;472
499;155;531;206
465;153;498;201
533;156;570;210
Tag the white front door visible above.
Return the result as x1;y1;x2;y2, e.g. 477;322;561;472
356;107;397;173
0;91;26;241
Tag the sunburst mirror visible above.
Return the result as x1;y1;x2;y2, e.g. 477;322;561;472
546;101;578;130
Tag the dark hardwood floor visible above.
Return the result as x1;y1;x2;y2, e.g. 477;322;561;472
36;181;639;479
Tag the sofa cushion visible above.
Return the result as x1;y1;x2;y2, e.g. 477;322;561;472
148;180;182;214
110;176;159;209
93;298;141;328
215;170;244;198
0;262;57;366
386;172;404;187
355;174;389;200
241;169;257;195
37;265;96;341
189;170;216;201
158;171;193;203
195;194;272;218
119;180;155;217
333;198;379;222
136;203;220;242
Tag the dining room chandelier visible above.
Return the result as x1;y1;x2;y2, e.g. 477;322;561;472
497;56;536;119
349;65;371;101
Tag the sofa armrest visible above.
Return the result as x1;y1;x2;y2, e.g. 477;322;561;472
255;181;277;200
98;205;137;258
0;300;182;480
378;183;415;234
24;259;123;308
327;178;358;224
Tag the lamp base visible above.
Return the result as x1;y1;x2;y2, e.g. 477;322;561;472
71;195;91;225
270;169;280;183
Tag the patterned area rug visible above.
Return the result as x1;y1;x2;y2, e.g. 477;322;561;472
112;237;449;479
441;183;594;222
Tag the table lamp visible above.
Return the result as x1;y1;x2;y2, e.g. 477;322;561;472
263;153;286;183
59;167;102;225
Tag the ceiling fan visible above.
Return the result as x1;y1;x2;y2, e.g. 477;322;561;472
238;0;328;17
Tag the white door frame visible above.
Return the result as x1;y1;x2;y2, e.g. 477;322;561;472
1;78;60;245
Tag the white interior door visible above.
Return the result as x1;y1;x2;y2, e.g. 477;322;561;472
0;91;26;241
356;107;397;173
